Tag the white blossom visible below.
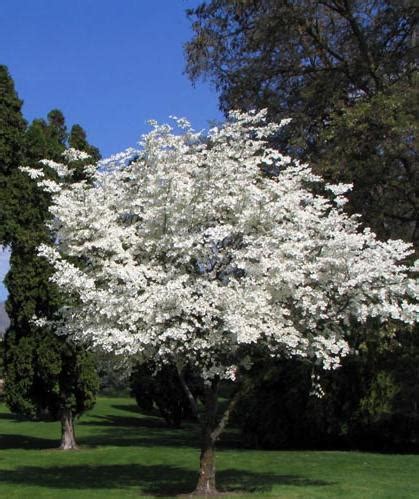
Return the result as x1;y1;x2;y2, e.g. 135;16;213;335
62;148;91;162
27;109;418;379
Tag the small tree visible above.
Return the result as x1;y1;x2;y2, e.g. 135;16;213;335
28;111;417;494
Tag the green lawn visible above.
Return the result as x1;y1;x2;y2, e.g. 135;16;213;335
0;397;418;498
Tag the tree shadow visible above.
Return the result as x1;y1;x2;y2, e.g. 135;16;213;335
79;409;194;448
0;463;333;496
77;413;240;450
0;412;29;422
218;469;332;494
111;403;152;415
0;415;230;452
77;422;198;449
80;413;168;429
110;403;200;427
0;433;58;450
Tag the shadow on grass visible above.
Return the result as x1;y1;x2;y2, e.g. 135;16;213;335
0;463;333;496
111;403;150;415
0;434;58;450
0;412;29;422
77;415;196;449
77;413;241;451
78;434;196;450
80;413;168;429
0;417;236;452
110;403;200;426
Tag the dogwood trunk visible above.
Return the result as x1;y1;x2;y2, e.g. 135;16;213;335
60;408;78;450
196;429;217;495
178;370;242;496
194;383;219;495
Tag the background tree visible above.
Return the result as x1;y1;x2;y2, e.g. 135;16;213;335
318;80;418;244
28;112;417;494
69;124;101;181
130;361;201;427
235;321;419;452
0;65;27;243
1;72;100;449
185;0;418;243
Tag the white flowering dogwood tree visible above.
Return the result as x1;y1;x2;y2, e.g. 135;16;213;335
23;111;418;495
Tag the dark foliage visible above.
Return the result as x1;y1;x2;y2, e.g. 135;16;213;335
130;362;201;427
186;0;418;244
234;325;419;452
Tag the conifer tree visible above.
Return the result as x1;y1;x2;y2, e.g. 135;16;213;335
0;65;26;244
0;72;100;449
69;124;100;161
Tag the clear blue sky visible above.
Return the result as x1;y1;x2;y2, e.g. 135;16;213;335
0;0;222;301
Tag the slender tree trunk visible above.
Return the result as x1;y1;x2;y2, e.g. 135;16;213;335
60;408;78;450
195;429;217;495
177;366;243;496
193;382;219;495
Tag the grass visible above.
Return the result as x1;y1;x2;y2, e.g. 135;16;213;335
0;397;418;498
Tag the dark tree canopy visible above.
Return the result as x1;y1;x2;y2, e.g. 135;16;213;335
0;66;26;171
130;361;201;428
185;0;418;243
69;124;101;162
318;80;418;243
186;0;416;128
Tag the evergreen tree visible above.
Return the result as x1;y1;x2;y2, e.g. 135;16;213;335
0;65;27;244
69;124;101;182
69;124;100;161
1;72;100;449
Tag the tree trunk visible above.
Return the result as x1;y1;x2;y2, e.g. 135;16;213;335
194;430;217;495
193;383;219;495
178;369;242;496
60;408;78;450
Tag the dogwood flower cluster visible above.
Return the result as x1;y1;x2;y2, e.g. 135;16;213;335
24;110;418;379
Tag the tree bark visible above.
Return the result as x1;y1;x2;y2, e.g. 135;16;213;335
195;430;217;495
178;368;243;496
60;408;78;450
193;382;219;495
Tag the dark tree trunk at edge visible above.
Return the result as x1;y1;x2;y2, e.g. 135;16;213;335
60;408;78;450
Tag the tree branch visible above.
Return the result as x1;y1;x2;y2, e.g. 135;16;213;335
341;0;381;91
176;363;202;424
210;385;242;443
